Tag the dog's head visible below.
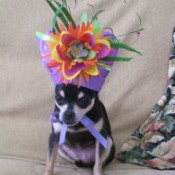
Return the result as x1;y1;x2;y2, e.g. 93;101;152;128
55;84;97;126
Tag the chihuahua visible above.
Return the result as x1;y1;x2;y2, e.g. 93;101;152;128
43;83;115;175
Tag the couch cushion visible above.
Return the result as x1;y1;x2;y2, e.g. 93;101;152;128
0;0;175;174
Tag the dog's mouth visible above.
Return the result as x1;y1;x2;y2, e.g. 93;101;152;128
63;119;79;126
62;119;80;127
62;111;80;126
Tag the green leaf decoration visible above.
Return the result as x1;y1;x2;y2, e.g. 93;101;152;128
92;20;103;36
102;56;132;62
87;4;94;10
73;0;77;8
98;63;112;71
117;28;144;38
81;12;88;25
86;50;96;60
46;0;68;31
36;32;57;43
52;6;63;32
54;0;76;28
61;0;67;7
135;12;142;29
54;3;69;29
111;39;142;55
91;9;105;23
46;0;78;31
54;20;61;33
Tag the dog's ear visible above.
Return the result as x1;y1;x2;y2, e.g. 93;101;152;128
55;84;64;94
55;84;59;93
93;91;98;98
54;103;60;112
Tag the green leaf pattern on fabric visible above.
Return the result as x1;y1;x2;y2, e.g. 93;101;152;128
117;27;175;170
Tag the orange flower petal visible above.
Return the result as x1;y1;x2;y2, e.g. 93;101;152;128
82;71;90;82
78;73;83;88
48;60;60;68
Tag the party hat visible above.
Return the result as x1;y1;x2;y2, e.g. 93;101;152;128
36;0;142;91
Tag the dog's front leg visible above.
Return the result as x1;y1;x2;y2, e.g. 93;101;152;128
93;137;114;175
93;141;103;175
43;133;59;175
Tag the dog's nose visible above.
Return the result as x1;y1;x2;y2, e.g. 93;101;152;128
63;111;76;125
64;111;75;118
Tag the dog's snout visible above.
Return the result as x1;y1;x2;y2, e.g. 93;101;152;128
64;111;75;118
63;111;76;125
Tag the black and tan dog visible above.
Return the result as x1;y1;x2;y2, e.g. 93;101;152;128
43;84;115;175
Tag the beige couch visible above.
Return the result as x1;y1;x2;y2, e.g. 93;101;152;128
1;0;175;174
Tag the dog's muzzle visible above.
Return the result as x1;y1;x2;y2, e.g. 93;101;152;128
62;110;77;125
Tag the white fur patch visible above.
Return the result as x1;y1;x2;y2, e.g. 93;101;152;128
53;122;62;134
58;148;75;163
74;98;95;122
94;118;103;131
59;90;65;98
55;101;68;122
78;92;85;99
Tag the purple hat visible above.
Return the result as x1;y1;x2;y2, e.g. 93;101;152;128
36;2;140;92
37;29;118;92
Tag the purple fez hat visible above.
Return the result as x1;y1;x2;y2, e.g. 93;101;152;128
37;29;119;92
36;1;141;92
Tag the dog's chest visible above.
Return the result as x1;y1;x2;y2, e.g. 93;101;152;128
66;130;96;145
61;130;96;163
54;118;104;163
60;143;96;163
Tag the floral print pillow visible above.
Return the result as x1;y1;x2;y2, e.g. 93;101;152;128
116;27;175;170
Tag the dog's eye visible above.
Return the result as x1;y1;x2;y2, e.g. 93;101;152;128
56;96;66;106
78;96;91;108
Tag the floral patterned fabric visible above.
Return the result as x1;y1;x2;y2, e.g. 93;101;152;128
116;27;175;170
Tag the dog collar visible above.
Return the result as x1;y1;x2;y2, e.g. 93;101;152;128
49;112;108;148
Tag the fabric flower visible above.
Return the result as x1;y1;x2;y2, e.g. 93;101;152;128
36;2;141;88
40;21;111;86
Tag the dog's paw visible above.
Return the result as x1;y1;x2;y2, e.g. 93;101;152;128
93;173;102;175
43;170;53;175
93;168;102;175
93;169;102;175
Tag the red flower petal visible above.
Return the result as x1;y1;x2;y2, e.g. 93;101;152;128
62;63;89;80
61;32;76;46
96;44;110;59
79;33;95;47
56;45;70;62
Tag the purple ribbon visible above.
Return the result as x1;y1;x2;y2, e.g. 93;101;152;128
59;123;68;145
80;116;108;148
49;113;108;148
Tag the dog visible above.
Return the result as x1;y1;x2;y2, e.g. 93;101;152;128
43;83;115;175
